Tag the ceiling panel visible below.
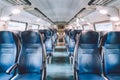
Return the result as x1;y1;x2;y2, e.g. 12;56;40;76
29;0;90;22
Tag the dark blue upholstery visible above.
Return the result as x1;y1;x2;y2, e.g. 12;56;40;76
65;29;71;45
65;34;69;45
69;30;81;41
68;30;81;55
102;32;120;80
12;31;44;80
43;30;53;55
43;30;52;42
52;30;57;45
0;31;18;80
79;31;99;44
75;31;104;80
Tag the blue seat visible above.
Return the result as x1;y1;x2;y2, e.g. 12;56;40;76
11;31;45;80
74;31;104;80
43;30;53;56
102;32;120;80
0;31;19;80
51;30;57;45
68;30;81;56
65;29;71;46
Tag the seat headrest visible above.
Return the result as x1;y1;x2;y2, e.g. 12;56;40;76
79;31;99;44
69;30;81;39
0;31;15;43
21;31;41;43
43;30;52;37
105;32;120;44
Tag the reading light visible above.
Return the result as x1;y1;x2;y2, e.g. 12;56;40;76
12;9;21;14
110;16;119;21
99;9;108;15
0;16;10;21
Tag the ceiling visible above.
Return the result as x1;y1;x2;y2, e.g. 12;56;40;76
1;0;119;25
29;0;90;23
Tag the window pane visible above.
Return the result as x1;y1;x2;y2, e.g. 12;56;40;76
83;25;91;30
95;22;113;31
8;21;26;31
31;24;39;30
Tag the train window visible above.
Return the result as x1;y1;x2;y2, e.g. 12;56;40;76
95;22;113;31
31;24;39;30
83;25;91;30
7;21;27;31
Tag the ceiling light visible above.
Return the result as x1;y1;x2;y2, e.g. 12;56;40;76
99;9;108;15
12;9;21;14
80;18;85;22
36;18;41;22
0;16;10;21
110;16;119;21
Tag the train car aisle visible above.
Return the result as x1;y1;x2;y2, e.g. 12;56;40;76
46;45;74;80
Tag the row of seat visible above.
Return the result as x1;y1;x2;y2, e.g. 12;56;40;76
65;29;81;56
65;30;120;80
0;30;57;80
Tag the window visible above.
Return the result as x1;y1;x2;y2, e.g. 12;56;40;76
8;21;27;31
83;25;91;30
95;22;113;31
31;24;39;30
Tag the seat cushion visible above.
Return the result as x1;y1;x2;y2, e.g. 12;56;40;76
12;73;41;80
107;74;120;80
0;73;13;80
79;74;104;80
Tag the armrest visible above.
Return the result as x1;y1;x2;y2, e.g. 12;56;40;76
6;63;18;74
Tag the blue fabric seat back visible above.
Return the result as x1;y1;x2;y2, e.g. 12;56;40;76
65;29;71;44
68;30;81;52
65;34;69;44
52;31;57;44
79;31;99;45
52;33;56;43
76;31;101;74
45;38;53;52
43;30;53;52
68;38;76;52
0;31;17;73
69;30;78;41
43;30;52;40
18;31;43;74
102;32;120;75
69;30;81;40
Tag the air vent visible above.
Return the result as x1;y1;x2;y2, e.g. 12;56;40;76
88;0;113;5
5;0;31;5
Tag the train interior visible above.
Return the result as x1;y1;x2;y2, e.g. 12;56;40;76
0;0;120;80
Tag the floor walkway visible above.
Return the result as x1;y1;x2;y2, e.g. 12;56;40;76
46;45;74;80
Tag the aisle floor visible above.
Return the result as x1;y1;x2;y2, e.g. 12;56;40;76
46;46;74;80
